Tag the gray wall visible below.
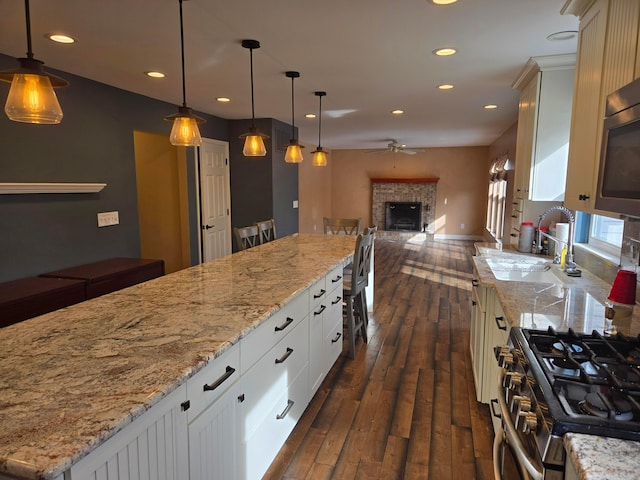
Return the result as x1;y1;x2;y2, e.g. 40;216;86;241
0;53;228;282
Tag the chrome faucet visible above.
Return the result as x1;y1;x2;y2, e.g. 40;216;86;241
536;206;582;277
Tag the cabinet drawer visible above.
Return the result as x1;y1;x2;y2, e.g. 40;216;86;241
242;318;309;438
323;291;343;338
186;344;241;422
325;315;343;371
241;365;309;480
326;264;344;293
309;276;327;309
241;290;308;371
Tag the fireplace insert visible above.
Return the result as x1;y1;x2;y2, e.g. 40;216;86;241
385;202;421;231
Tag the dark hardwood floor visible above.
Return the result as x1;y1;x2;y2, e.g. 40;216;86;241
263;236;499;480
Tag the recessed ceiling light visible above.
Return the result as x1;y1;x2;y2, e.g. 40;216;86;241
216;97;231;103
45;33;76;44
438;84;454;90
484;104;498;109
431;0;458;4
391;109;404;115
433;47;457;56
145;71;165;78
547;30;578;41
305;113;316;119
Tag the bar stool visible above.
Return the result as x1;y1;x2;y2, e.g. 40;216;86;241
343;230;374;359
255;218;276;244
233;225;260;251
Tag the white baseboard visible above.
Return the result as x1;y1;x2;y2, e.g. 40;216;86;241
433;234;485;241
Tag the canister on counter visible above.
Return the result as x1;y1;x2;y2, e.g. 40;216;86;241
518;222;535;253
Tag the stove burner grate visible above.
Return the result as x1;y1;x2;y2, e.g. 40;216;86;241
579;392;635;421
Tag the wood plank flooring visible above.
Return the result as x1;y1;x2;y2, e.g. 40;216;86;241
263;236;499;480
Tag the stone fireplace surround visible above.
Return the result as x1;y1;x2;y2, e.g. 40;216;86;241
371;178;438;233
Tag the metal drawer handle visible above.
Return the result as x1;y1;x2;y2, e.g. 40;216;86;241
313;289;326;299
275;347;294;364
472;279;479;287
203;365;236;392
314;305;326;316
490;398;501;419
331;275;342;283
275;317;294;332
276;399;294;420
331;332;342;343
331;296;342;305
495;316;507;331
472;300;477;306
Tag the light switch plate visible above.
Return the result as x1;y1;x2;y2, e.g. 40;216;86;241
97;211;119;227
293;200;299;209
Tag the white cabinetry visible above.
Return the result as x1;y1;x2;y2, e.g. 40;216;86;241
69;385;189;480
512;55;575;202
563;0;640;213
470;274;487;403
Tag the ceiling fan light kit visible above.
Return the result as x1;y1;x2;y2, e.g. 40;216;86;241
365;140;425;155
284;71;304;164
164;0;205;147
1;0;69;124
240;39;269;157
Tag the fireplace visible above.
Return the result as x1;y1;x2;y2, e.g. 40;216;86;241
371;178;438;233
385;202;421;231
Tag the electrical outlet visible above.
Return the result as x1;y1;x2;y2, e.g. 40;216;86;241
97;211;119;227
461;223;465;229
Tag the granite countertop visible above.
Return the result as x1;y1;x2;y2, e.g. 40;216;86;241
0;234;355;480
472;243;640;479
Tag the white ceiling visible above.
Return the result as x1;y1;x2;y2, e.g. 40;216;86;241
0;0;579;150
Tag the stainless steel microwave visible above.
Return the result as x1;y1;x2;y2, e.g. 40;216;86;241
595;77;640;218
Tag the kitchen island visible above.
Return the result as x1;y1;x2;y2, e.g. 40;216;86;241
0;234;356;480
472;244;640;480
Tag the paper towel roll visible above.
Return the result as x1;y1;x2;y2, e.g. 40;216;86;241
556;222;570;246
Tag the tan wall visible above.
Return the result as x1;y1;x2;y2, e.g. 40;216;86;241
298;144;333;233
323;147;490;236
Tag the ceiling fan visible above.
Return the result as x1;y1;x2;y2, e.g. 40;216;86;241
365;140;425;155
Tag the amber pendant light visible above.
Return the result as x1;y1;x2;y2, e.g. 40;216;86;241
164;0;204;147
311;91;327;167
284;71;304;163
0;0;69;124
240;40;268;156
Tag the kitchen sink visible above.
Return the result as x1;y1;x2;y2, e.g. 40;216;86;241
485;258;566;284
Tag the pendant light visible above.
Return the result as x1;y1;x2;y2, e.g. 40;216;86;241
311;91;327;167
164;0;204;147
284;71;304;163
240;39;268;157
0;0;69;124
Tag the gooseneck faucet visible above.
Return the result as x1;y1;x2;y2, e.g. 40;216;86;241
536;206;581;277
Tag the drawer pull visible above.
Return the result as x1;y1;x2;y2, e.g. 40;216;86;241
275;347;294;364
314;305;326;316
472;279;479;287
331;296;342;305
275;317;294;332
331;332;342;343
313;289;326;299
331;275;342;283
495;316;507;331
472;300;477;306
276;399;294;420
203;365;236;392
490;398;501;419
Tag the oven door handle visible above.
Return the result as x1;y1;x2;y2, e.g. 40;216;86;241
497;386;544;480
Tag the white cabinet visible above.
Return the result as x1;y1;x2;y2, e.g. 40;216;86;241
486;295;510;434
470;271;488;403
186;343;242;480
69;385;189;480
512;54;575;202
563;0;640;213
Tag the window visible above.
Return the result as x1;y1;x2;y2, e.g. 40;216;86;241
575;212;624;258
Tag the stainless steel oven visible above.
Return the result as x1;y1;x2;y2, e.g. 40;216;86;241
493;327;640;479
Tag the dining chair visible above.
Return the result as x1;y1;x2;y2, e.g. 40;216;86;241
343;229;374;359
323;217;362;235
233;225;260;251
255;218;277;244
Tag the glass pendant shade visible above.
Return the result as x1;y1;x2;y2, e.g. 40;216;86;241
241;127;267;156
5;73;63;124
312;148;327;167
285;143;304;163
169;116;202;147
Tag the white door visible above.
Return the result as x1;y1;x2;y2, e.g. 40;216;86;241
199;139;231;262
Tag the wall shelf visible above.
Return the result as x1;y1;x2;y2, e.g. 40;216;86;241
0;183;107;194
